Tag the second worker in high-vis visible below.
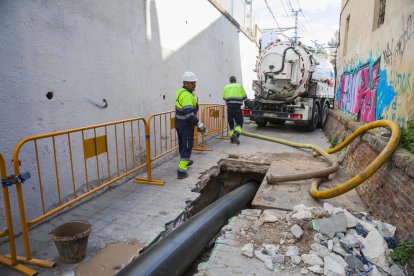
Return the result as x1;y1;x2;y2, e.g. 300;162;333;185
222;76;247;145
175;71;207;179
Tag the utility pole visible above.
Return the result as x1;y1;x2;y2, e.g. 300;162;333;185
291;9;301;45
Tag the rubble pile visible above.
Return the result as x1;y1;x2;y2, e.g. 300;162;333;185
234;204;406;275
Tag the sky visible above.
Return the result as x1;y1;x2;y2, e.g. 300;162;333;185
252;0;341;47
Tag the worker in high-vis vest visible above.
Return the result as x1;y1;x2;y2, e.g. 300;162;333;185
175;71;207;179
222;76;247;145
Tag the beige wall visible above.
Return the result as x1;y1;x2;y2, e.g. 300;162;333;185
336;0;414;127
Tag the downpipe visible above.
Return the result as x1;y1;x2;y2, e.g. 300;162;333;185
117;181;260;276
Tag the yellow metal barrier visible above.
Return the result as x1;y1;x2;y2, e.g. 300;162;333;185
0;153;38;275
134;111;176;186
12;117;150;266
310;120;400;199
193;104;229;151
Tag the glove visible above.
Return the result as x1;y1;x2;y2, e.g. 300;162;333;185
197;121;207;134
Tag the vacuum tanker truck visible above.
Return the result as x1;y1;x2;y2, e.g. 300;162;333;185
243;41;335;131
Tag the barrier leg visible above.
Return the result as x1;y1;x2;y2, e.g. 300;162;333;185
1;152;41;275
192;130;212;152
192;107;212;151
7;182;55;268
218;106;230;139
134;130;165;186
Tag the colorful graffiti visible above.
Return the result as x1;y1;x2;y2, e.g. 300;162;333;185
336;56;404;124
337;58;381;123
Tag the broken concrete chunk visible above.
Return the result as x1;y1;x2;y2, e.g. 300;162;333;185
328;240;333;252
329;253;347;267
264;257;274;271
291;224;304;239
293;204;309;211
341;234;363;249
308;265;324;274
280;239;286;245
255;249;270;262
300;268;309;275
285;245;300;256
389;264;406;276
291;255;302;265
343;209;358;228
335;232;345;239
310;243;331;258
301;253;324;266
376;221;397;238
332;243;347;257
324;255;345;276
345;254;365;271
241;209;262;218
314;233;329;241
323;203;334;211
271;254;285;264
241;243;255;258
264;244;279;257
260;209;279;223
357;219;377;233
292;209;313;220
361;231;390;274
312;212;347;238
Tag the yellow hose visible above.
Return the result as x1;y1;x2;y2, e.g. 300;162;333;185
310;120;400;199
241;119;400;199
241;131;339;183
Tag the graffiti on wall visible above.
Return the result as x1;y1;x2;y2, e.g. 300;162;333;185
337;58;381;123
384;70;413;126
382;11;414;66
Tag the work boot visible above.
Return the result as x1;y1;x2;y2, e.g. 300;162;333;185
234;135;240;145
187;160;194;167
234;130;241;145
230;135;236;144
177;170;188;179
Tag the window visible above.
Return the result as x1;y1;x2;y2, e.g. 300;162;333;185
373;0;386;30
343;15;350;56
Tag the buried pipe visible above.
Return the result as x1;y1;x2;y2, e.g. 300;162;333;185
117;181;260;276
241;131;339;183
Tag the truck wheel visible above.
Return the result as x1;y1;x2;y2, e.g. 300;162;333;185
255;119;268;127
307;103;319;131
317;102;329;128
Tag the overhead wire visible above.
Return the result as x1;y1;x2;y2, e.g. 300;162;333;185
263;0;292;41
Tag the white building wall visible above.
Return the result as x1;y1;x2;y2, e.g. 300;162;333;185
0;0;258;231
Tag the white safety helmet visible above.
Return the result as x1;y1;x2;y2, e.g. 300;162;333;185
182;71;197;82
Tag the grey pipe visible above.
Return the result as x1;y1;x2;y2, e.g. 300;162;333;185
118;181;259;276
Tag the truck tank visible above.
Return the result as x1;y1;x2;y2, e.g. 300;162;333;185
254;41;334;103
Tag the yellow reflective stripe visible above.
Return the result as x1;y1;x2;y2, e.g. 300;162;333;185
178;160;189;171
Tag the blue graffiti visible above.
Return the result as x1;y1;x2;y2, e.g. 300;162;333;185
376;70;397;120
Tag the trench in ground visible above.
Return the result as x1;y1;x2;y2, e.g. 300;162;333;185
139;159;268;274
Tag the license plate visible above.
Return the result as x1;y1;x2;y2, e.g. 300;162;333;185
263;112;278;117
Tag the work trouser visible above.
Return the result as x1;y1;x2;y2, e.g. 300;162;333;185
227;106;243;137
175;120;195;172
